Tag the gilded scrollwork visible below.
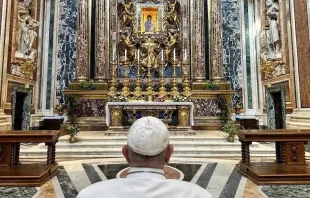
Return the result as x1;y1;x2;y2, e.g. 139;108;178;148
11;60;36;80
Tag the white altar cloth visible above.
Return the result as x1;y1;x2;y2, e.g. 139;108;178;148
105;102;194;126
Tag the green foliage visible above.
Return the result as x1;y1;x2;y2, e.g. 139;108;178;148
67;95;80;137
203;81;220;90
222;121;237;137
79;81;95;90
164;84;172;92
218;95;229;123
129;83;137;92
68;124;80;137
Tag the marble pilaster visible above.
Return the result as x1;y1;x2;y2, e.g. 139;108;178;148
210;0;224;81
222;0;242;107
75;0;90;81
56;0;78;104
46;0;56;110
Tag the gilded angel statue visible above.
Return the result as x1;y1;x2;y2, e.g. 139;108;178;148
118;0;135;30
118;31;137;65
164;0;181;31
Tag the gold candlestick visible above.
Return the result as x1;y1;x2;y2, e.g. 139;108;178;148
182;60;191;97
121;59;130;97
158;60;167;97
108;60;117;98
134;58;143;99
170;60;179;97
146;64;154;102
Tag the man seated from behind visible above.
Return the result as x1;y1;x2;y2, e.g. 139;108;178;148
77;117;212;198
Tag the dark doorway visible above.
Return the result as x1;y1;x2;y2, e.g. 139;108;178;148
272;92;284;129
13;92;26;130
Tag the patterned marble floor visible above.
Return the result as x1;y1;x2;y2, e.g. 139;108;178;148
1;159;310;198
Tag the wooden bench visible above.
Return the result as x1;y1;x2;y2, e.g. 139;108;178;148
237;129;310;185
0;130;59;186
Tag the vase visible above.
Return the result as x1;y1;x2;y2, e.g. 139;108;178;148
227;135;235;142
69;136;76;143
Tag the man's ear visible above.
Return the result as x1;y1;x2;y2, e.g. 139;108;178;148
165;144;174;163
122;145;130;163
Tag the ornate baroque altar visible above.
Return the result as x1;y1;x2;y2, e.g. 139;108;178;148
63;0;235;132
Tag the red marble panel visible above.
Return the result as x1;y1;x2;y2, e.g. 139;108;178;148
0;0;3;28
294;0;310;108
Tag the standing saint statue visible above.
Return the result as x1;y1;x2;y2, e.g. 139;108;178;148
266;0;281;59
16;0;39;59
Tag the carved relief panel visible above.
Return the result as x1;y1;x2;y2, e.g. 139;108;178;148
259;0;289;80
8;0;40;80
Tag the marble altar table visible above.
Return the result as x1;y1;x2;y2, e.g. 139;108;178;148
106;102;194;128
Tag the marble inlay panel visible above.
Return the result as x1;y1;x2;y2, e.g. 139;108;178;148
0;187;37;198
56;0;78;104
266;84;286;129
262;185;310;198
222;0;243;107
76;99;106;117
295;0;310;108
11;85;32;130
194;99;221;117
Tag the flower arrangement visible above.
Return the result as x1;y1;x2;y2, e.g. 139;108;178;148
172;95;191;102
155;95;167;102
111;92;128;102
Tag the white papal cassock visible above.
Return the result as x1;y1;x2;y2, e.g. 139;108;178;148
77;167;212;198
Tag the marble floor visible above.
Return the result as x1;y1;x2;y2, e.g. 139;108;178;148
1;158;310;198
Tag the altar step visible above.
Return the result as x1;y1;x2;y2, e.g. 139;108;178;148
20;134;277;160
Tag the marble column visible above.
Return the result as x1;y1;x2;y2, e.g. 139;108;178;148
75;0;90;82
210;0;224;81
94;0;107;82
191;0;206;82
0;0;6;105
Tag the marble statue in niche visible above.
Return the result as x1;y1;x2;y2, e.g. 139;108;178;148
266;0;281;59
16;0;39;60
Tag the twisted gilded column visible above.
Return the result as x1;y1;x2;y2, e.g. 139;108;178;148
210;0;224;81
94;0;107;82
75;0;90;82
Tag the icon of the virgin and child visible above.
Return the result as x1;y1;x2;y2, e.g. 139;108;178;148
144;15;155;32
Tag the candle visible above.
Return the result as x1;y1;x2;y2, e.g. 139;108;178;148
174;48;176;61
137;49;140;63
184;49;187;61
112;47;115;61
161;48;164;61
125;49;127;62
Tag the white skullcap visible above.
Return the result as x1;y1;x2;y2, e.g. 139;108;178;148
127;117;169;156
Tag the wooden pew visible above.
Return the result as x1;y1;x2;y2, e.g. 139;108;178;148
237;129;310;185
0;130;59;186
